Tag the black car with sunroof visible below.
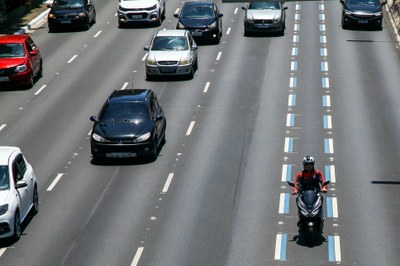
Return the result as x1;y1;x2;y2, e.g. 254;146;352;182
90;89;166;161
174;1;223;44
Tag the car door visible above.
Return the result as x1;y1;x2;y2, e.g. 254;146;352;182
150;94;164;142
12;155;30;219
86;0;95;21
188;32;198;62
26;37;40;76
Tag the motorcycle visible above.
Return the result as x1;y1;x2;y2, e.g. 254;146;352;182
287;180;330;245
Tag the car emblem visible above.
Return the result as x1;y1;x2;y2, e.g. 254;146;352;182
118;140;123;144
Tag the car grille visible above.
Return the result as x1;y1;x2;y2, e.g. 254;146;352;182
108;139;137;144
254;19;274;24
158;61;178;66
0;67;15;75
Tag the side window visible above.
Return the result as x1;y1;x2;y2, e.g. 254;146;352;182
15;154;27;181
12;162;19;184
25;40;33;53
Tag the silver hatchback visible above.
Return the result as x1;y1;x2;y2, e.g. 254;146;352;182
144;29;198;80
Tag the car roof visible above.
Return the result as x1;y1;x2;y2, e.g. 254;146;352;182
108;89;151;103
0;146;20;165
155;29;187;37
0;34;28;44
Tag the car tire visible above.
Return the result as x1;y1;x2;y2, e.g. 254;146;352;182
12;211;21;241
36;61;43;81
150;139;158;160
92;11;96;24
244;29;249;37
155;11;162;26
31;186;39;215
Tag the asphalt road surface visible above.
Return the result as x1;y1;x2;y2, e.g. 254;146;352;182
1;0;400;265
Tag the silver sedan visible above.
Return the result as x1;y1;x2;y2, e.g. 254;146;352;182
242;1;288;36
144;29;198;80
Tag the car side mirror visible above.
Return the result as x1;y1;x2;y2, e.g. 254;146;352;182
242;6;247;10
90;115;98;122
218;14;223;17
174;13;179;18
144;46;149;51
192;46;198;51
29;51;38;56
340;0;345;4
156;114;164;121
283;7;288;10
16;180;28;189
381;0;387;5
47;4;52;8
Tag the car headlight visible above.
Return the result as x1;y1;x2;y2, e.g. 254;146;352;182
207;21;217;30
146;56;157;66
77;12;87;18
245;16;254;23
273;17;281;23
92;133;109;143
345;10;354;16
177;22;186;29
179;56;191;65
14;64;28;73
0;204;8;216
134;132;151;143
48;13;56;19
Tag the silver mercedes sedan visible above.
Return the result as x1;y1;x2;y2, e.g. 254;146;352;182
144;29;198;80
242;1;288;36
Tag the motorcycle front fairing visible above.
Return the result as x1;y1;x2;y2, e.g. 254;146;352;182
296;190;323;218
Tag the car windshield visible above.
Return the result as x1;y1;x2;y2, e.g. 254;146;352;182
0;166;10;191
0;43;25;58
181;5;214;18
248;1;280;10
347;0;380;5
99;102;151;122
53;0;84;7
151;36;188;51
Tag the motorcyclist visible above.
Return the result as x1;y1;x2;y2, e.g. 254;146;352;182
292;155;327;195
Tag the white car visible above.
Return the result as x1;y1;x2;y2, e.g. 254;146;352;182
118;0;165;27
144;29;198;80
0;146;38;240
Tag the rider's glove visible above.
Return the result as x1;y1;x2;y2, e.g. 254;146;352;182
321;188;327;193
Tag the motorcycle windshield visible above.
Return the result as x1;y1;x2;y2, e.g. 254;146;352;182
301;190;318;208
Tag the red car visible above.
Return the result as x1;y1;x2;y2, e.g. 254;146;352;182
0;34;43;89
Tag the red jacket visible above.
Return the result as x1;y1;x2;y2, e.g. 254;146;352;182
293;169;327;194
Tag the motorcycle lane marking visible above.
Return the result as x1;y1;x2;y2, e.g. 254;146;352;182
274;233;288;260
281;164;293;182
328;235;342;262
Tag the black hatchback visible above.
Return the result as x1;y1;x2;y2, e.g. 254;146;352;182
174;1;223;44
90;89;166;161
47;0;96;32
340;0;387;30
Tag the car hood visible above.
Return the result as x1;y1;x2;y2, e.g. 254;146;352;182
119;0;158;9
95;121;153;139
345;3;381;13
0;57;26;68
0;190;11;206
179;17;215;27
148;50;191;61
247;10;281;20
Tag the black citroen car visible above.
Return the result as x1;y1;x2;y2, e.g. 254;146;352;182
174;1;223;44
90;89;166;161
340;0;387;30
47;0;96;32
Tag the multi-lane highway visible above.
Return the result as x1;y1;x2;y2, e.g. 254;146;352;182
1;0;400;265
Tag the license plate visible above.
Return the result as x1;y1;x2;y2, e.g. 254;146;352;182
106;152;137;158
160;67;176;73
192;31;203;36
60;19;71;24
0;77;9;82
258;25;270;28
358;19;368;24
130;15;142;19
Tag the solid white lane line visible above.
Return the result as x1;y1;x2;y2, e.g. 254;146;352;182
162;173;174;193
203;82;211;93
131;247;144;266
67;55;78;64
0;124;6;132
332;197;339;218
216;51;222;61
186;121;195;136
47;173;63;191
34;85;47;96
234;7;238;14
121;82;129;90
93;30;102;38
334;235;342;262
226;27;231;35
278;193;285;213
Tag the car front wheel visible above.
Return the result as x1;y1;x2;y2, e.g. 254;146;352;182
12;211;21;241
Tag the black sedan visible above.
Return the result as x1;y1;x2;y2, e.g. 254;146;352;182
47;0;96;32
340;0;387;30
90;89;166;161
174;1;223;44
